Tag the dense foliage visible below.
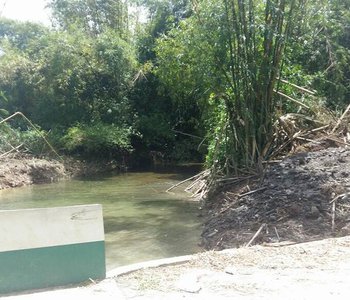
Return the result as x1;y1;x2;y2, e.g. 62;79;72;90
0;0;349;171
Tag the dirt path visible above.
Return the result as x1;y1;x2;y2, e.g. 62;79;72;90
4;235;350;299
114;235;350;299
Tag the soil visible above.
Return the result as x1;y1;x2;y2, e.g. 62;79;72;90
6;235;350;299
113;235;350;299
0;155;122;190
0;157;66;190
201;146;350;250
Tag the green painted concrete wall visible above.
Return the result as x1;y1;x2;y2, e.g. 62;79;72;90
0;241;106;294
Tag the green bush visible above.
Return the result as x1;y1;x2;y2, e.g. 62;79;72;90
62;122;134;157
0;123;49;156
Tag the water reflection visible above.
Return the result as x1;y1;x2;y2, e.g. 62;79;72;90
0;172;202;270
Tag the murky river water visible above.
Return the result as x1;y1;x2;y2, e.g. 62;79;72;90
0;171;202;270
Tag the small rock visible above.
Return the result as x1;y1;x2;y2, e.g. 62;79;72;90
308;205;320;219
176;270;210;293
224;267;236;275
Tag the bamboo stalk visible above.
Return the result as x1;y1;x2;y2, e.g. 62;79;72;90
166;170;207;193
274;90;310;109
245;223;266;247
332;202;336;232
278;78;316;95
331;104;350;134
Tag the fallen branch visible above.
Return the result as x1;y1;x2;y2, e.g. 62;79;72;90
310;124;330;133
331;104;350;134
274;227;280;242
191;180;206;197
217;175;255;183
330;193;346;204
0;144;23;158
325;136;350;147
166;170;207;193
238;187;267;198
172;129;204;140
295;136;321;144
245;223;266;247
332;202;336;232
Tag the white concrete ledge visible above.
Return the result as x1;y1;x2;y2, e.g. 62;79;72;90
107;254;194;278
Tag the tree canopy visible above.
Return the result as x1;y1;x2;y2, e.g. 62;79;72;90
0;0;348;168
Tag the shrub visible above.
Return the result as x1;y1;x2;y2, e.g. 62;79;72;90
62;122;134;157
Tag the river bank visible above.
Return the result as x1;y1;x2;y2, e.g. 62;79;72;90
0;158;66;190
0;156;122;190
1;146;350;298
201;146;350;250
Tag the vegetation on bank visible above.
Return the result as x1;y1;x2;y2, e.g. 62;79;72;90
0;0;349;172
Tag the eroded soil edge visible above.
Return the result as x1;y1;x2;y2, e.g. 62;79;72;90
202;147;350;250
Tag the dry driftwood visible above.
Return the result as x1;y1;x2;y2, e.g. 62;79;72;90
166;170;209;193
238;187;267;198
331;104;350;134
332;202;336;232
245;223;266;247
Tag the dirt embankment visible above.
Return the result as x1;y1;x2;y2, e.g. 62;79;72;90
0;158;67;190
0;156;122;190
202;146;350;250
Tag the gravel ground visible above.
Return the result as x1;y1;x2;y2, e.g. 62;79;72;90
3;235;350;299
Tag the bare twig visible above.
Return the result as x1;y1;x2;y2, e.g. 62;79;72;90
295;136;321;144
245;223;266;247
274;90;310;109
332;202;336;232
0;144;23;158
274;227;280;242
172;129;204;140
238;187;267;198
191;180;206;197
310;124;330;133
330;193;346;204
278;78;316;95
325;137;350;147
331;104;350;134
166;170;207;193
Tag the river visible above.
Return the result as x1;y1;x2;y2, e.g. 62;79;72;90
0;171;203;270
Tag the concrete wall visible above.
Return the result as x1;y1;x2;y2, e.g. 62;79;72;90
0;205;106;294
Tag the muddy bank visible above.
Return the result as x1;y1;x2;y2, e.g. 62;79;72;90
202;146;350;249
0;158;66;190
0;157;122;190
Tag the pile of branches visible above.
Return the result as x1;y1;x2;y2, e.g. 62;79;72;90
267;103;350;160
